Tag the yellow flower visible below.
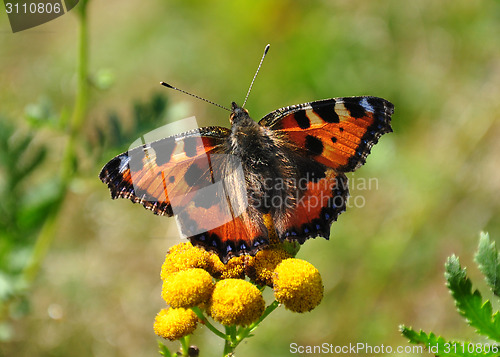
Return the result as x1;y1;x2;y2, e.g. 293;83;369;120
162;268;214;308
245;247;291;287
154;308;198;341
160;242;210;281
273;258;323;313
208;279;265;326
206;254;247;280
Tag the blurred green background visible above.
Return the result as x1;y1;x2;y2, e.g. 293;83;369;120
1;1;500;356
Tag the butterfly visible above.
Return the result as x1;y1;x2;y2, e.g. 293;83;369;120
99;92;394;263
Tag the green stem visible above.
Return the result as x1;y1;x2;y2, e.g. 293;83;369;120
224;300;280;352
22;199;62;284
62;0;89;182
22;0;90;286
190;307;228;341
179;335;191;357
248;300;279;333
223;326;236;357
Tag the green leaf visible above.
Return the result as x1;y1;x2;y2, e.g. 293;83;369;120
24;96;58;128
17;181;64;232
157;340;173;357
475;232;500;296
19;146;47;179
400;325;499;357
445;255;500;341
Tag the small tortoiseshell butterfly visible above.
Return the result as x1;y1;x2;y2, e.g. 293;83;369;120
99;49;394;263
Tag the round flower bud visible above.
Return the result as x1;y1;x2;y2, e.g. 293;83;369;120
206;254;247;280
208;279;265;326
162;268;214;308
246;247;291;287
273;258;323;312
160;243;210;281
154;308;198;341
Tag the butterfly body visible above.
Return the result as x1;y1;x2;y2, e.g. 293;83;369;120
100;96;393;263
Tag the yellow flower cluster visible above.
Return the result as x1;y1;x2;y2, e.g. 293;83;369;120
153;308;198;341
208;279;265;326
162;268;214;308
154;241;324;341
273;258;324;312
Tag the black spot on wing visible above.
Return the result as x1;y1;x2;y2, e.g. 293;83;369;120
185;159;213;188
311;99;339;123
151;137;176;166
185;163;204;187
294;110;311;129
183;136;199;158
192;189;219;209
128;148;145;172
305;135;324;156
343;97;366;119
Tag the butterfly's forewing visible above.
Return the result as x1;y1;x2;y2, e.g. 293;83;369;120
259;96;393;172
99;126;231;216
260;96;393;243
99;126;268;262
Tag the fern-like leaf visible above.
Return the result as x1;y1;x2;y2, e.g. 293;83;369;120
445;255;500;341
401;325;498;357
475;232;500;297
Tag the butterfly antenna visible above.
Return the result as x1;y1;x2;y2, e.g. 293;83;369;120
160;82;231;112
242;44;270;108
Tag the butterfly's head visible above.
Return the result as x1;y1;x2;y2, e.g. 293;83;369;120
230;102;251;125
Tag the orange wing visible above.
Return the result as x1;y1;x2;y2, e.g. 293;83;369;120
259;96;393;244
99;126;231;216
99;126;269;263
259;96;393;172
264;150;349;245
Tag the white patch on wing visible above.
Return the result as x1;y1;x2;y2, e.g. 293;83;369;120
360;97;374;113
118;155;131;173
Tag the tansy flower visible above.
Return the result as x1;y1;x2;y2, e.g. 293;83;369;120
162;268;214;308
206;254;247;280
245;247;292;287
160;242;210;280
154;308;198;341
273;258;323;313
208;279;265;326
